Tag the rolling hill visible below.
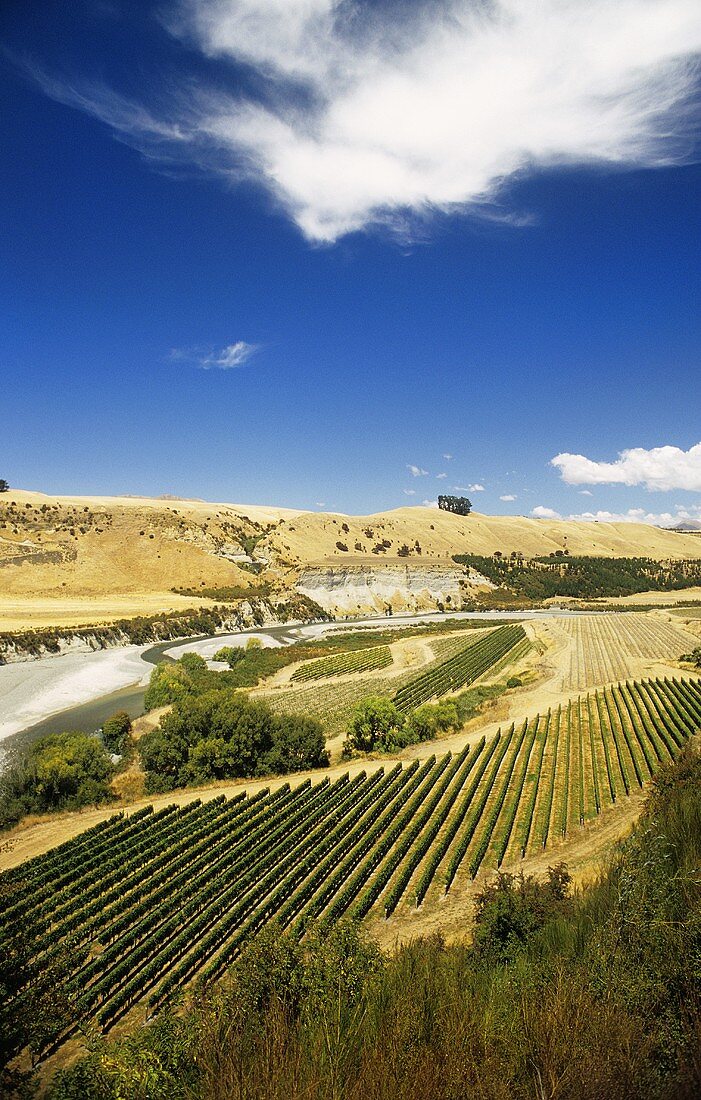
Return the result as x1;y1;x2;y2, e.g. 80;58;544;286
2;489;701;629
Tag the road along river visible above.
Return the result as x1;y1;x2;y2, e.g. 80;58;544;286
0;609;585;762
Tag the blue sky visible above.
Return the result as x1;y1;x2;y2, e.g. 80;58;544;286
2;1;700;522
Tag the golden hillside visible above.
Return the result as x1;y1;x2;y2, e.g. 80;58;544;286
0;490;301;628
1;490;700;629
259;505;701;565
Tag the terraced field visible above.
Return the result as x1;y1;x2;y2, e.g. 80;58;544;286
558;613;697;691
4;674;699;1055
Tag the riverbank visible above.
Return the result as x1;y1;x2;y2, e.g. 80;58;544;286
0;610;589;762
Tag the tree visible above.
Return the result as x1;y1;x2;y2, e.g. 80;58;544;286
263;715;329;774
140;690;329;788
345;697;405;753
0;732;114;829
0;479;8;493
101;710;132;753
405;700;460;742
437;495;472;516
213;645;245;667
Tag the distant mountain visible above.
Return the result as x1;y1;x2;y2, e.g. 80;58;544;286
665;520;701;532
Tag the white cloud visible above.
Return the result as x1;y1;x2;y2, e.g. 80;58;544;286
452;484;484;492
202;341;259;368
315;501;326;508
565;504;701;525
407;464;429;477
28;0;701;242
435;472;447;480
422;499;439;509
500;494;517;502
579;489;594;496
403;488;416;496
172;340;259;369
443;453;452;461
551;442;701;492
532;505;561;519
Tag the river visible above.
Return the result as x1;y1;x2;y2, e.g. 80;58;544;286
0;609;585;762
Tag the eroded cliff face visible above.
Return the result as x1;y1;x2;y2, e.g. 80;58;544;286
295;563;493;614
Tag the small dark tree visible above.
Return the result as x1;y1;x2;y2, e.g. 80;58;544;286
0;480;8;493
102;710;132;753
437;495;472;516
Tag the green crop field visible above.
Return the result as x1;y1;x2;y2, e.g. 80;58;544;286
291;644;393;681
392;624;527;711
267;625;529;735
3;675;699;1057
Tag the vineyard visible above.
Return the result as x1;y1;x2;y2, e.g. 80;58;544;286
4;675;700;1055
292;645;393;681
558;613;698;691
392;624;527;711
266;626;530;734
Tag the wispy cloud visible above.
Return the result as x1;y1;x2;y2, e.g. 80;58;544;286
435;472;447;480
551;442;701;492
454;483;485;493
403;488;417;496
500;494;517;502
24;0;701;243
443;453;453;461
407;464;429;477
532;505;561;519
171;340;259;369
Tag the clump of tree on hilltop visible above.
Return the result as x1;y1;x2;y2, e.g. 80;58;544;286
438;494;472;515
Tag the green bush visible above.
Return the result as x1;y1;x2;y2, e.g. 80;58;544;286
101;711;132;753
212;645;245;667
0;732;115;829
139;690;328;788
345;696;405;753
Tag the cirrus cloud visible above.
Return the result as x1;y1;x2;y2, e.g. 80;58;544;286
24;0;701;243
551;442;701;492
171;340;259;369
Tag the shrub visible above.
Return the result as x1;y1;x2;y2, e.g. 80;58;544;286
0;732;115;829
101;711;132;753
345;696;405;753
